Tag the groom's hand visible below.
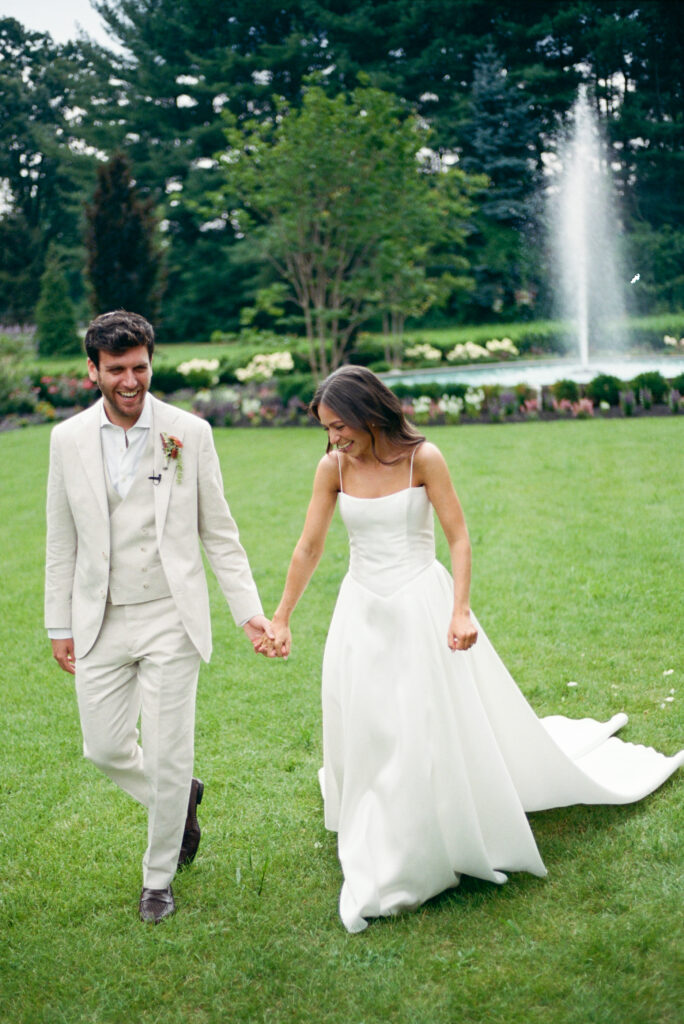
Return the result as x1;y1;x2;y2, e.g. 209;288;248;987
51;637;76;675
243;615;277;657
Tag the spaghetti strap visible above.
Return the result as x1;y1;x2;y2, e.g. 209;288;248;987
336;451;344;493
409;446;418;489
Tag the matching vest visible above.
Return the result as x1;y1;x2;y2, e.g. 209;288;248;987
105;435;172;605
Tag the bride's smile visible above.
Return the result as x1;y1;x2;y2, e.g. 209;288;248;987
318;402;371;458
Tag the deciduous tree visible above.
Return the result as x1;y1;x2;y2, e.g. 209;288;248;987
209;85;480;376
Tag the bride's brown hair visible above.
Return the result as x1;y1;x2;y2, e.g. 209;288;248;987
310;365;425;461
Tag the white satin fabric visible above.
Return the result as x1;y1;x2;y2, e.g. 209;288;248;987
320;486;683;933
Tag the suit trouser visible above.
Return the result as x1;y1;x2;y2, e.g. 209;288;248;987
75;596;201;890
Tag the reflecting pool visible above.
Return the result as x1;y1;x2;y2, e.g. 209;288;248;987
383;355;684;391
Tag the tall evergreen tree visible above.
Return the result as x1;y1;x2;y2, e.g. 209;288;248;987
85;153;164;323
0;212;44;324
0;18;102;323
459;45;542;319
35;246;80;355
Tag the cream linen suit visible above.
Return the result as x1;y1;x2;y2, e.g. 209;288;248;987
45;394;263;888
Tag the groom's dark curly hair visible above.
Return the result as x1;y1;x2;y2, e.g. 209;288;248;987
310;365;425;463
84;310;155;367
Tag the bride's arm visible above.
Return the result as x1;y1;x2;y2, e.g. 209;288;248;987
270;455;339;657
416;443;478;652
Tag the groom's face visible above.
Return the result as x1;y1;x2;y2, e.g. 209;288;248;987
88;344;152;429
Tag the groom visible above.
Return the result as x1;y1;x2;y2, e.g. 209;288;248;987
45;310;273;923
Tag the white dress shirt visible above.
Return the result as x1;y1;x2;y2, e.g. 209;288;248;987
100;396;152;498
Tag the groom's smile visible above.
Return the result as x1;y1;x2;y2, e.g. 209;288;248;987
87;345;153;430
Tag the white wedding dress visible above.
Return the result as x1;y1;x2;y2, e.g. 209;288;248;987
320;461;683;933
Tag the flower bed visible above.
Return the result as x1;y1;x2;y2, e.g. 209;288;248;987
2;365;683;433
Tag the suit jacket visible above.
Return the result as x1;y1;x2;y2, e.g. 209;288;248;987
45;394;263;661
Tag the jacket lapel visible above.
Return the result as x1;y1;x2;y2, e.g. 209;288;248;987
74;399;108;521
151;395;185;537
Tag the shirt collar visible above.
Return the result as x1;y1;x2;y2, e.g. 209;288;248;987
99;393;152;432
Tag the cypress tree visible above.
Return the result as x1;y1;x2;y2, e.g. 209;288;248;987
85;153;164;324
35;247;80;356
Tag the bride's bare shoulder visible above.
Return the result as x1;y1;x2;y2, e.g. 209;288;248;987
412;441;451;484
413;440;447;469
313;451;342;488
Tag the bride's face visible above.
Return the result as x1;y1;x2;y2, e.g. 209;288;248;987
318;402;372;457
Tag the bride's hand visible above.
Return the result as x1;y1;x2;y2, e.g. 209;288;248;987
270;616;292;659
448;611;477;652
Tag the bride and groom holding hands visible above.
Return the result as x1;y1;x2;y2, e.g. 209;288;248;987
46;310;682;932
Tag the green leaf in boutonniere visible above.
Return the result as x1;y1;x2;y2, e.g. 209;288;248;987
160;432;183;482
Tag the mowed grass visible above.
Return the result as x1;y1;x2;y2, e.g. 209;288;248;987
0;417;682;1024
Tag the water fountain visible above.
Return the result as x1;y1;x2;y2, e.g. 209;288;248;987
383;86;684;391
550;85;626;366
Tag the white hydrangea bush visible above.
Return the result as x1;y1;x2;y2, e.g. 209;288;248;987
236;351;295;381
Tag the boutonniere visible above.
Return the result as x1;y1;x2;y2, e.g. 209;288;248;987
160;432;183;482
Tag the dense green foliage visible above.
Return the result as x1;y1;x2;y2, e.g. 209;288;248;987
1;420;682;1023
85;152;164;321
211;84;483;375
0;18;98;320
34;248;80;356
0;332;35;412
0;2;683;338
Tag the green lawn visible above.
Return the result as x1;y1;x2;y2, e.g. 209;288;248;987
1;418;682;1024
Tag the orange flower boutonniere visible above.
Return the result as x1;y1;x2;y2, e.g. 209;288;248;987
160;432;183;482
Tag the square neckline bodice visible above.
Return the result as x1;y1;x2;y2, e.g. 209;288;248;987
335;445;423;501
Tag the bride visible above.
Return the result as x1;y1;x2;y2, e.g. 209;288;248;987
265;365;683;933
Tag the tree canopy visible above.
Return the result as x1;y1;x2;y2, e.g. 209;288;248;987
0;1;683;337
85;152;164;323
208;84;483;375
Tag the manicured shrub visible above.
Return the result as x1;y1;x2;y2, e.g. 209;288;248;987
388;381;443;400
584;374;623;407
552;379;580;403
441;382;469;399
150;363;188;393
630;371;668;404
274;373;316;406
388;382;414;400
35;248;80;356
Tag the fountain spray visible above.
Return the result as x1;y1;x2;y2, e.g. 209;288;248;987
550;86;626;366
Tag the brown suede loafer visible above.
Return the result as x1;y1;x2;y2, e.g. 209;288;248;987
178;777;204;868
139;885;175;923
